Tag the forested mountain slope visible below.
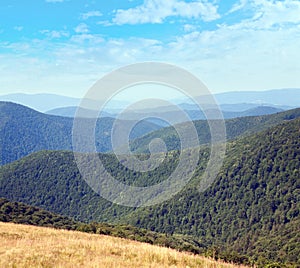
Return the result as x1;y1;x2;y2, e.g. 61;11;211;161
0;197;77;229
125;118;300;266
0;117;299;266
130;107;300;152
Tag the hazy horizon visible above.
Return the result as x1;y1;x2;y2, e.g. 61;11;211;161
1;87;300;101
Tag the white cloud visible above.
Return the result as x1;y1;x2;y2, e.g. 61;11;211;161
1;21;300;96
161;13;300;91
80;11;102;20
255;0;300;27
14;26;24;31
231;0;300;30
70;34;104;44
40;30;69;39
0;36;165;96
183;24;197;32
228;0;248;14
74;23;89;33
1;0;300;95
97;20;113;27
113;0;220;25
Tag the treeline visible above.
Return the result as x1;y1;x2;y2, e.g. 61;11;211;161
0;197;77;230
0;197;247;265
0;197;205;253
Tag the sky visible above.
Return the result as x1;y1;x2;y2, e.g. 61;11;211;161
0;0;300;99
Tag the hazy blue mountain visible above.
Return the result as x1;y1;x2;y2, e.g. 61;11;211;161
184;106;283;121
0;102;161;165
239;106;284;117
1;88;298;113
213;88;300;107
130;107;300;153
180;102;291;112
220;103;291;112
47;105;283;122
0;93;129;113
0;101;295;165
0;93;81;112
46;106;113;118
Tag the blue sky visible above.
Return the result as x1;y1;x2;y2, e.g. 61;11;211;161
0;0;300;98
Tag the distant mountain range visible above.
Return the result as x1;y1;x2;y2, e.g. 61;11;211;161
0;93;81;112
130;107;300;153
213;88;300;107
46;105;284;124
0;93;129;113
1;101;299;165
1;88;299;113
47;106;114;118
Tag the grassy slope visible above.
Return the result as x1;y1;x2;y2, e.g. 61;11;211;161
0;197;208;258
0;222;248;268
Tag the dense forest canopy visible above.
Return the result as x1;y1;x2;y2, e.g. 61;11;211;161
0;117;299;267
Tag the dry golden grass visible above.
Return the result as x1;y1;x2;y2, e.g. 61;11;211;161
0;222;248;268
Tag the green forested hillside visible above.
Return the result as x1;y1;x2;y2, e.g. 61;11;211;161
0;150;132;222
125;118;300;266
0;118;299;266
130;107;300;152
0;102;161;165
0;197;77;229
